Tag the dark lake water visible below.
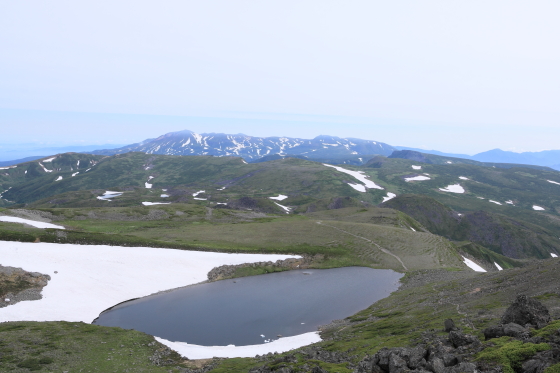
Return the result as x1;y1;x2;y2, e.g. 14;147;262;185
93;267;402;346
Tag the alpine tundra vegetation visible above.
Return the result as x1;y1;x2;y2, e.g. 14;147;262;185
0;140;559;372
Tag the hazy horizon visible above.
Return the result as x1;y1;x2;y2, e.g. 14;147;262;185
1;2;559;155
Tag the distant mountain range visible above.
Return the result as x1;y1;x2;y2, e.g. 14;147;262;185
1;130;557;170
90;130;395;164
397;147;560;171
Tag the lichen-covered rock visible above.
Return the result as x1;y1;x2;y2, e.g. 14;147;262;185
501;295;551;329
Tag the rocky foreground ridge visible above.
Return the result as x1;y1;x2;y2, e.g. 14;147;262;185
245;295;560;373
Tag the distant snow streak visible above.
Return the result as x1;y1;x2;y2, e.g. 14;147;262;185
323;164;384;191
489;200;502;205
548;180;560;186
274;202;290;214
404;175;431;182
269;194;288;201
411;165;421;170
382;193;396;203
533;205;545;211
494;262;503;271
142;202;170;206
551;253;558;258
38;162;53;173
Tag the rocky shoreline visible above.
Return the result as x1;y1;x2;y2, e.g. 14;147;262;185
206;255;317;282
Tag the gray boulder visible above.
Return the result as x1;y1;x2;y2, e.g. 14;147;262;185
444;319;458;332
483;322;529;340
445;362;477;373
501;295;551;329
389;354;409;373
448;331;478;348
442;354;459;367
522;359;549;373
427;357;446;373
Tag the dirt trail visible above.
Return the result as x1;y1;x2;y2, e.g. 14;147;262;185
316;221;408;270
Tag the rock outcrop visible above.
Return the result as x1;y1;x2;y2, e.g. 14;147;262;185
501;295;551;329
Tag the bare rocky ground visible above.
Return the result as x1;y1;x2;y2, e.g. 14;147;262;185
0;264;50;308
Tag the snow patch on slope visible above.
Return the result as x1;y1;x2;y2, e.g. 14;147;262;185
274;202;290;214
269;194;288;201
439;184;465;193
0;216;65;229
323;164;383;191
462;256;487;272
382;193;396;203
405;175;431;182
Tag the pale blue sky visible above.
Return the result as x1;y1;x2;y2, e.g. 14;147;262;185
1;1;559;154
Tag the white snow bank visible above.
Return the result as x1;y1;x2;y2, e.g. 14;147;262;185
477;197;485;199
0;241;298;324
404;175;431;182
551;253;558;258
446;161;452;164
217;186;226;191
439;184;465;194
411;165;422;170
0;216;65;229
155;332;321;359
494;262;503;271
269;194;288;201
55;176;63;181
274;202;290;214
142;202;171;206
97;191;123;201
459;176;469;180
71;172;79;177
193;190;205;197
489;200;502;205
348;183;366;192
382;193;396;203
505;200;514;205
42;157;56;163
161;194;169;198
0;165;17;170
547;180;560;186
38;162;53;173
462;256;487;272
323;164;383;191
533;205;545;211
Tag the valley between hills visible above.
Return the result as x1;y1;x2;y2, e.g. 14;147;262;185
1;147;560;372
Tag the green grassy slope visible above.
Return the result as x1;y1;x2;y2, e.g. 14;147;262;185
383;194;560;259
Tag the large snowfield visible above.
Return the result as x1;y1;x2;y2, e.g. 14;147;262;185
0;241;318;358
